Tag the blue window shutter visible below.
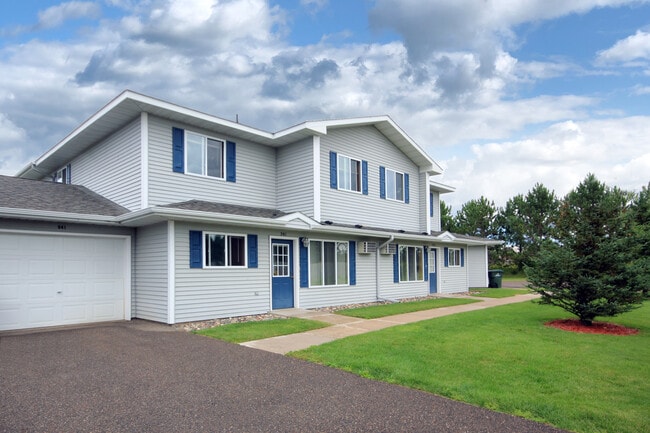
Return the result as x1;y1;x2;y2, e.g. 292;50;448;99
189;230;203;268
424;247;429;281
444;247;449;267
299;238;309;288
349;241;356;285
461;248;465;267
172;127;184;173
393;245;399;283
379;166;386;199
329;151;337;189
226;141;236;182
404;173;410;203
361;161;368;195
66;164;71;184
247;234;258;268
430;192;433;217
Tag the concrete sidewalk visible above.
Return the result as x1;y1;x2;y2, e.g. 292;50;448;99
241;293;539;354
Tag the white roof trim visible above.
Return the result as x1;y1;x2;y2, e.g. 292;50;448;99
0;207;121;225
17;90;444;178
430;180;456;194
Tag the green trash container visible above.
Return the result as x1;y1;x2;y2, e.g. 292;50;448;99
488;270;503;288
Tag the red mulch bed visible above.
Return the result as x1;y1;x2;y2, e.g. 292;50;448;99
546;319;639;335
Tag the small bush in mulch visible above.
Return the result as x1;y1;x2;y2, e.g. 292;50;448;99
545;319;639;335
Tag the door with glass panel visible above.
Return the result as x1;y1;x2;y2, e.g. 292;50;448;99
271;240;294;309
429;248;438;293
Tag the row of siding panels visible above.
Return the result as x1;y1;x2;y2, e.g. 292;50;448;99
431;191;442;232
173;222;271;322
71;117;142;210
438;244;468;293
320;126;421;231
133;223;168;322
147;116;277;208
467;245;488;288
419;173;429;233
276;138;314;216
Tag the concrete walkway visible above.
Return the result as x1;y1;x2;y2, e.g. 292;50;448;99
241;293;539;354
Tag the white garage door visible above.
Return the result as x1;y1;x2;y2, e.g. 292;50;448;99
0;232;129;331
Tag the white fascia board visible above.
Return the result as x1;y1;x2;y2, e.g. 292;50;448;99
0;207;121;225
430;180;456;194
117;207;294;229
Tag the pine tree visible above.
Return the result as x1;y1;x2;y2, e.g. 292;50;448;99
526;174;646;325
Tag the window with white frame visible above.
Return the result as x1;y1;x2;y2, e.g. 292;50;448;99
310;240;349;286
186;131;224;178
204;233;246;267
448;248;461;267
399;245;424;282
386;169;404;201
53;165;70;184
337;154;361;192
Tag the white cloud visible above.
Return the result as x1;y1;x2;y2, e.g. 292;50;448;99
597;30;650;65
36;1;101;29
439;116;650;210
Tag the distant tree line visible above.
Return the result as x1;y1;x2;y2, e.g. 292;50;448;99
441;174;650;277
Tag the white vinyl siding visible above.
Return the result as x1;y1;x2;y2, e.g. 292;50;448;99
468;245;488;288
420;173;429;233
133;223;168;322
174;222;270;322
70;118;141;210
147;116;277;208
321;126;420;231
439;244;468;293
430;190;442;231
277;138;314;216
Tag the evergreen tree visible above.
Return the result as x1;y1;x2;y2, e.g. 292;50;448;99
440;200;455;232
526;174;646;325
453;196;498;238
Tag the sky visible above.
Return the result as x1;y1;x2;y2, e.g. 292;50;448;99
0;0;649;212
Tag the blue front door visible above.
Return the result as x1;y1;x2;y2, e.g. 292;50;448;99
429;248;438;293
272;239;294;309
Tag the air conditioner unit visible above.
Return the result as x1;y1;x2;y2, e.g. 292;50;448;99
380;243;397;255
360;241;377;254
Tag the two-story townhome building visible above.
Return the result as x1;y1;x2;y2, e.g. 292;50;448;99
0;91;499;331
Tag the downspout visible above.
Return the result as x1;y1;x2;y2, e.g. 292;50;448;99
376;235;394;302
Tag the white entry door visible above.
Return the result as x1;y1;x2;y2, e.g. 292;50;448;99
0;232;129;331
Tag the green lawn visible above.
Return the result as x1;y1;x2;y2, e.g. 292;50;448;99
335;297;479;319
194;317;329;343
292;301;649;433
470;288;531;298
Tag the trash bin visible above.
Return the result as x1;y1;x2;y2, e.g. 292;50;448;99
488;270;503;288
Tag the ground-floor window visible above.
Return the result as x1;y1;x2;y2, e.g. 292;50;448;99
448;247;461;267
204;233;246;267
399;245;424;282
310;240;349;286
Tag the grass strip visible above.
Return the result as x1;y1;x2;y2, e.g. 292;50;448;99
292;301;649;433
195;317;329;343
336;297;479;319
469;288;531;298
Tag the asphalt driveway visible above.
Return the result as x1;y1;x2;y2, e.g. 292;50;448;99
0;321;567;433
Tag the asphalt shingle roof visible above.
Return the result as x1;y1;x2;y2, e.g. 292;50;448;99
0;175;129;216
162;200;288;219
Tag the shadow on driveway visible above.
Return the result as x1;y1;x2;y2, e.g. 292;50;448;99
1;321;566;433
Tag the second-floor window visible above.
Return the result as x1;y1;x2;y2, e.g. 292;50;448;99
186;132;224;179
52;164;71;184
329;151;368;195
338;154;361;192
379;166;409;203
386;169;404;201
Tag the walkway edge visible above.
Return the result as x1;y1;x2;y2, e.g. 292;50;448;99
241;294;540;354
